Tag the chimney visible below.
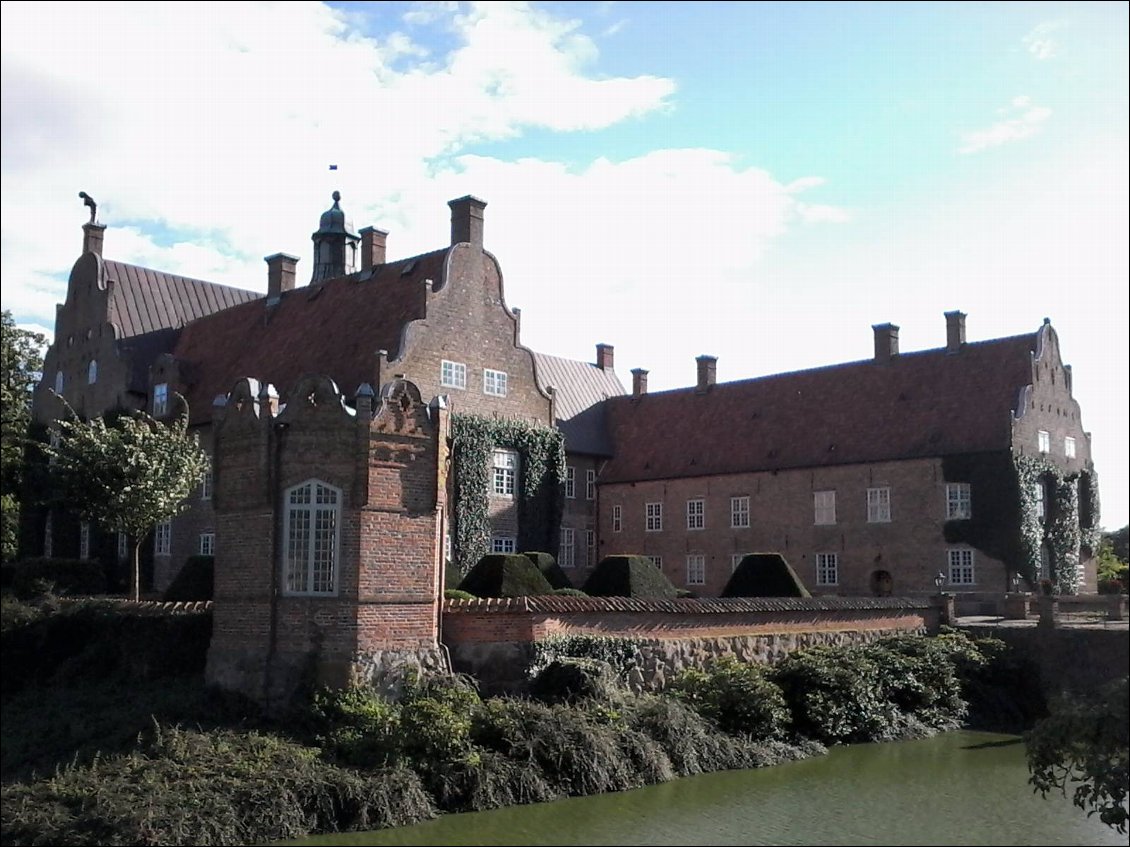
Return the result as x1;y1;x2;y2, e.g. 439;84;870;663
596;343;614;371
631;367;649;397
872;323;900;363
944;310;966;353
82;223;106;257
265;253;300;305
359;227;388;270
695;355;717;392
449;195;487;247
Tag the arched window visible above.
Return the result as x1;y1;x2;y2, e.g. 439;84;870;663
88;360;98;384
54;370;64;395
283;480;341;595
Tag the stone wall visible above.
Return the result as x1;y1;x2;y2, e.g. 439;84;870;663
442;595;937;694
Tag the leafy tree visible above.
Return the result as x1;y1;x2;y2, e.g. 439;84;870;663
1103;525;1129;566
1;310;46;562
1027;676;1129;833
45;405;208;601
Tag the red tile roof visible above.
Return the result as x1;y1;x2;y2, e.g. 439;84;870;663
104;261;260;339
171;250;448;422
600;333;1037;484
443;595;930;614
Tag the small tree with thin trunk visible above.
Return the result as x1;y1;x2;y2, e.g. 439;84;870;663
45;403;208;601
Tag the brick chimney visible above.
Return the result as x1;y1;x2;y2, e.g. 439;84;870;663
82;223;106;257
872;323;900;363
696;355;717;392
944;310;966;353
596;343;614;371
631;368;649;397
359;227;388;270
265;253;300;305
449;195;487;247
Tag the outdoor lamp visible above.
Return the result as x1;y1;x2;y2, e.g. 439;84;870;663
1012;572;1021;593
934;571;945;591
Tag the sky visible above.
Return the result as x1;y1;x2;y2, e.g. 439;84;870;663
1;1;1127;526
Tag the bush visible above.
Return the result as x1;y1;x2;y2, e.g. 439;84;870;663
304;686;403;768
522;551;573;590
552;587;587;596
444;588;477;601
527;634;642;681
163;555;213;601
582;555;679;599
529;658;623;705
2;558;107;599
668;656;790;740
0;726;436;846
457;554;554;598
722;553;811;598
863;636;967;730
399;673;482;771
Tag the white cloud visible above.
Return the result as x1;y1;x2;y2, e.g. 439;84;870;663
958;97;1052;154
1023;21;1063;60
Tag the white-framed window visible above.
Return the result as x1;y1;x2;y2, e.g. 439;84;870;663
283;480;340;595
612;504;622;532
117;531;128;562
686;499;705;530
79;521;90;560
1064;436;1076;459
492;449;518;497
946;483;972;520
647;555;662;570
153;383;169;416
155;519;172;557
731;496;750;528
867;487;891;523
201;462;213;501
686;554;706;586
491;536;516;554
1038;430;1050;453
814;490;836;525
1035;480;1047;522
199;532;215;556
44;512;53;557
559;527;575;568
586;469;596;500
440;360;467;390
646;502;663;532
87;360;98;384
54;370;64;395
947;548;975;585
731;553;748;572
586;530;596;567
815;552;838;586
484;368;508;397
565;466;576;499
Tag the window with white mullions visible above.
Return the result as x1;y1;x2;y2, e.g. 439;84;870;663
283;480;341;595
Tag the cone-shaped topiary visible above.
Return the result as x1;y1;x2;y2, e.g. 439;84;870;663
722;553;811;598
457;553;555;598
522;551;573;590
582;555;679;598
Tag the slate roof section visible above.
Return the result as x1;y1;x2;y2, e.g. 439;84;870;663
532;352;627;456
601;333;1038;484
171;250;448;423
104;261;260;339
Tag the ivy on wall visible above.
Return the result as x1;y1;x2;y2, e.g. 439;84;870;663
1013;455;1100;595
450;414;565;574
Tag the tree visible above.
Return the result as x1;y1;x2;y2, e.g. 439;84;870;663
1;309;46;562
45;405;208;601
1027;676;1129;833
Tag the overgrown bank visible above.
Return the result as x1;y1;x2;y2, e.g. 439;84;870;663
0;596;1044;847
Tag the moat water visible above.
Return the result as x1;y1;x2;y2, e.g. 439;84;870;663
291;731;1125;846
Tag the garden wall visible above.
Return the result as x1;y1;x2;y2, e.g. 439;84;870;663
442;595;939;693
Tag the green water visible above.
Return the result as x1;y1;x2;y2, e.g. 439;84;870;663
293;732;1126;846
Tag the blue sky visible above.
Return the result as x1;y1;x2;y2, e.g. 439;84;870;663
1;1;1126;525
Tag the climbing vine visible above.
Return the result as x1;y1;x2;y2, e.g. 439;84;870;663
1013;454;1098;595
450;413;565;574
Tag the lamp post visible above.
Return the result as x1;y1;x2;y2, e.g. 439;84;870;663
934;571;946;593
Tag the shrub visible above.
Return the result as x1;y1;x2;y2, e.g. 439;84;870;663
529;658;623;705
527;634;642;681
722;553;811;598
862;636;966;730
2;557;107;599
163;554;213;601
444;588;477;601
582;555;678;599
668;656;790;740
304;686;403;768
552;587;587;596
457;554;554;598
399;673;482;771
522;551;573;590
